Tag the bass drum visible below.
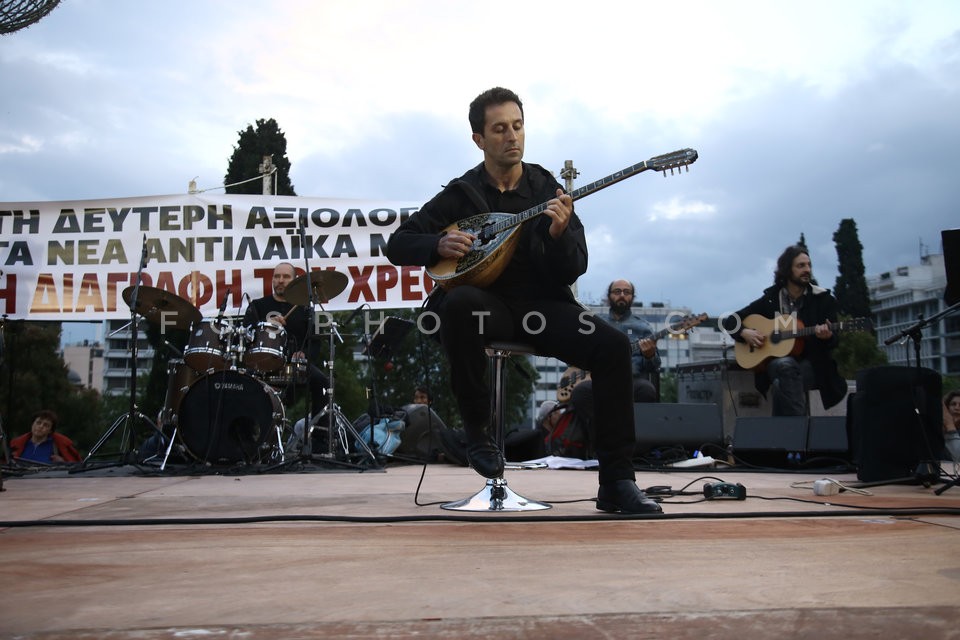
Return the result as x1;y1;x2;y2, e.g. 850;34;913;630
177;370;285;464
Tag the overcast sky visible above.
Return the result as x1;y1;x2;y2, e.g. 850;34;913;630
2;0;958;344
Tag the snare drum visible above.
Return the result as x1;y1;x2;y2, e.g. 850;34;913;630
244;322;287;372
184;318;231;371
264;355;308;388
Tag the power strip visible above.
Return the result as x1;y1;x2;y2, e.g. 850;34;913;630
703;482;747;500
669;455;716;469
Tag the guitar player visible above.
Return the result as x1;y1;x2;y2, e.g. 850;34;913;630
385;87;661;514
721;245;848;416
563;279;661;458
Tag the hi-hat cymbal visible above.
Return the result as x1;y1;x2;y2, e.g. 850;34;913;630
122;285;201;329
284;270;348;305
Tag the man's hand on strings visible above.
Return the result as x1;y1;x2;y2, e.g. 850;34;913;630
437;229;477;259
544;188;573;239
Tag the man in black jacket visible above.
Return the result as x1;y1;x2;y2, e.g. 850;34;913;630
722;245;847;415
386;87;660;514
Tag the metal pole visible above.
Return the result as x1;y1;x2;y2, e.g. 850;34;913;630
259;155;274;195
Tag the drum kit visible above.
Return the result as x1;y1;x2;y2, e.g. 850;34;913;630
95;270;370;469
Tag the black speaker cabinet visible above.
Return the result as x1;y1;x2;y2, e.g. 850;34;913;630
807;416;850;458
851;365;943;482
633;403;724;454
732;416;808;466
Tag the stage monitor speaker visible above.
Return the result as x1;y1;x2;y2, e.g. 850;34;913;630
806;416;849;458
942;228;960;305
732;416;808;467
850;365;943;482
633;402;723;454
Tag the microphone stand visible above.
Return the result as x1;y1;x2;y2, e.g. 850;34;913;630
298;213;316;458
75;234;161;471
883;302;960;493
355;309;382;455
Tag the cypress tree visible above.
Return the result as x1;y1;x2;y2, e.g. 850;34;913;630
833;219;872;318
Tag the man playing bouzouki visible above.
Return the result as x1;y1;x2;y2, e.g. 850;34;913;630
386;87;661;514
722;245;847;416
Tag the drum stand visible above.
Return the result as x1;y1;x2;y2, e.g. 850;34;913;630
75;237;166;472
75;317;163;472
303;320;379;467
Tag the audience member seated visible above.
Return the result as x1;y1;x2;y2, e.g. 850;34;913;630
10;410;81;465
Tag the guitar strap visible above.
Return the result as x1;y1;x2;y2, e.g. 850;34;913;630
451;179;491;214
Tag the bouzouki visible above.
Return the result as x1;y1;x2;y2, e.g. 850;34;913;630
733;314;872;370
427;149;699;289
556;312;708;402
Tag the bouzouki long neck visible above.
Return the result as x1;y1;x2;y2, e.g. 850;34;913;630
479;150;698;241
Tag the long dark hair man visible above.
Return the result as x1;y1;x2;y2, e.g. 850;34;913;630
722;245;847;415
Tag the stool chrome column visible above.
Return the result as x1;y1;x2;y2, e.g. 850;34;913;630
442;341;551;512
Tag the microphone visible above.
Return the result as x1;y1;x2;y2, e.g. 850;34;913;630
345;303;365;326
216;289;231;322
140;235;149;269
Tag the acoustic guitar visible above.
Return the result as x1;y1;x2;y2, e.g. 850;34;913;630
556;312;708;402
733;314;872;370
427;149;698;289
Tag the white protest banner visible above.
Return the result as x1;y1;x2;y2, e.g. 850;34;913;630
0;193;435;320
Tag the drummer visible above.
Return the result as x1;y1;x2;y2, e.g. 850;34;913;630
243;262;329;417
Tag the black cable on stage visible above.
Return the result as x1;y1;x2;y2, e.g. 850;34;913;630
3;506;960;529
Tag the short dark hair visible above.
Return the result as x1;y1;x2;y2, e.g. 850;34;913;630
468;87;523;135
774;245;810;288
607;280;635;296
32;409;59;431
414;385;433;403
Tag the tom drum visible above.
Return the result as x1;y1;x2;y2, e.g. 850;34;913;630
244;322;287;372
184;318;231;371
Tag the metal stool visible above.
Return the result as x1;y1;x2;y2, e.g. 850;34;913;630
442;341;551;512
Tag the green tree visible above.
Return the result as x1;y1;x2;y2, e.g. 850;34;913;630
832;331;888;381
658;370;677;403
829;219;886;380
224;118;297;195
833;218;872;319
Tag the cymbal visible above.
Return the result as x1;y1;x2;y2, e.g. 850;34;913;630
122;285;201;329
284;270;348;305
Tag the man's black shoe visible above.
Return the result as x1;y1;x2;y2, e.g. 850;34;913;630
596;479;663;514
466;438;504;479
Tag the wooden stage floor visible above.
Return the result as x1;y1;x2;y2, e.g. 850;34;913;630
2;460;960;639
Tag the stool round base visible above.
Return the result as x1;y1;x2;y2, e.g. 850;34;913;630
441;478;552;512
